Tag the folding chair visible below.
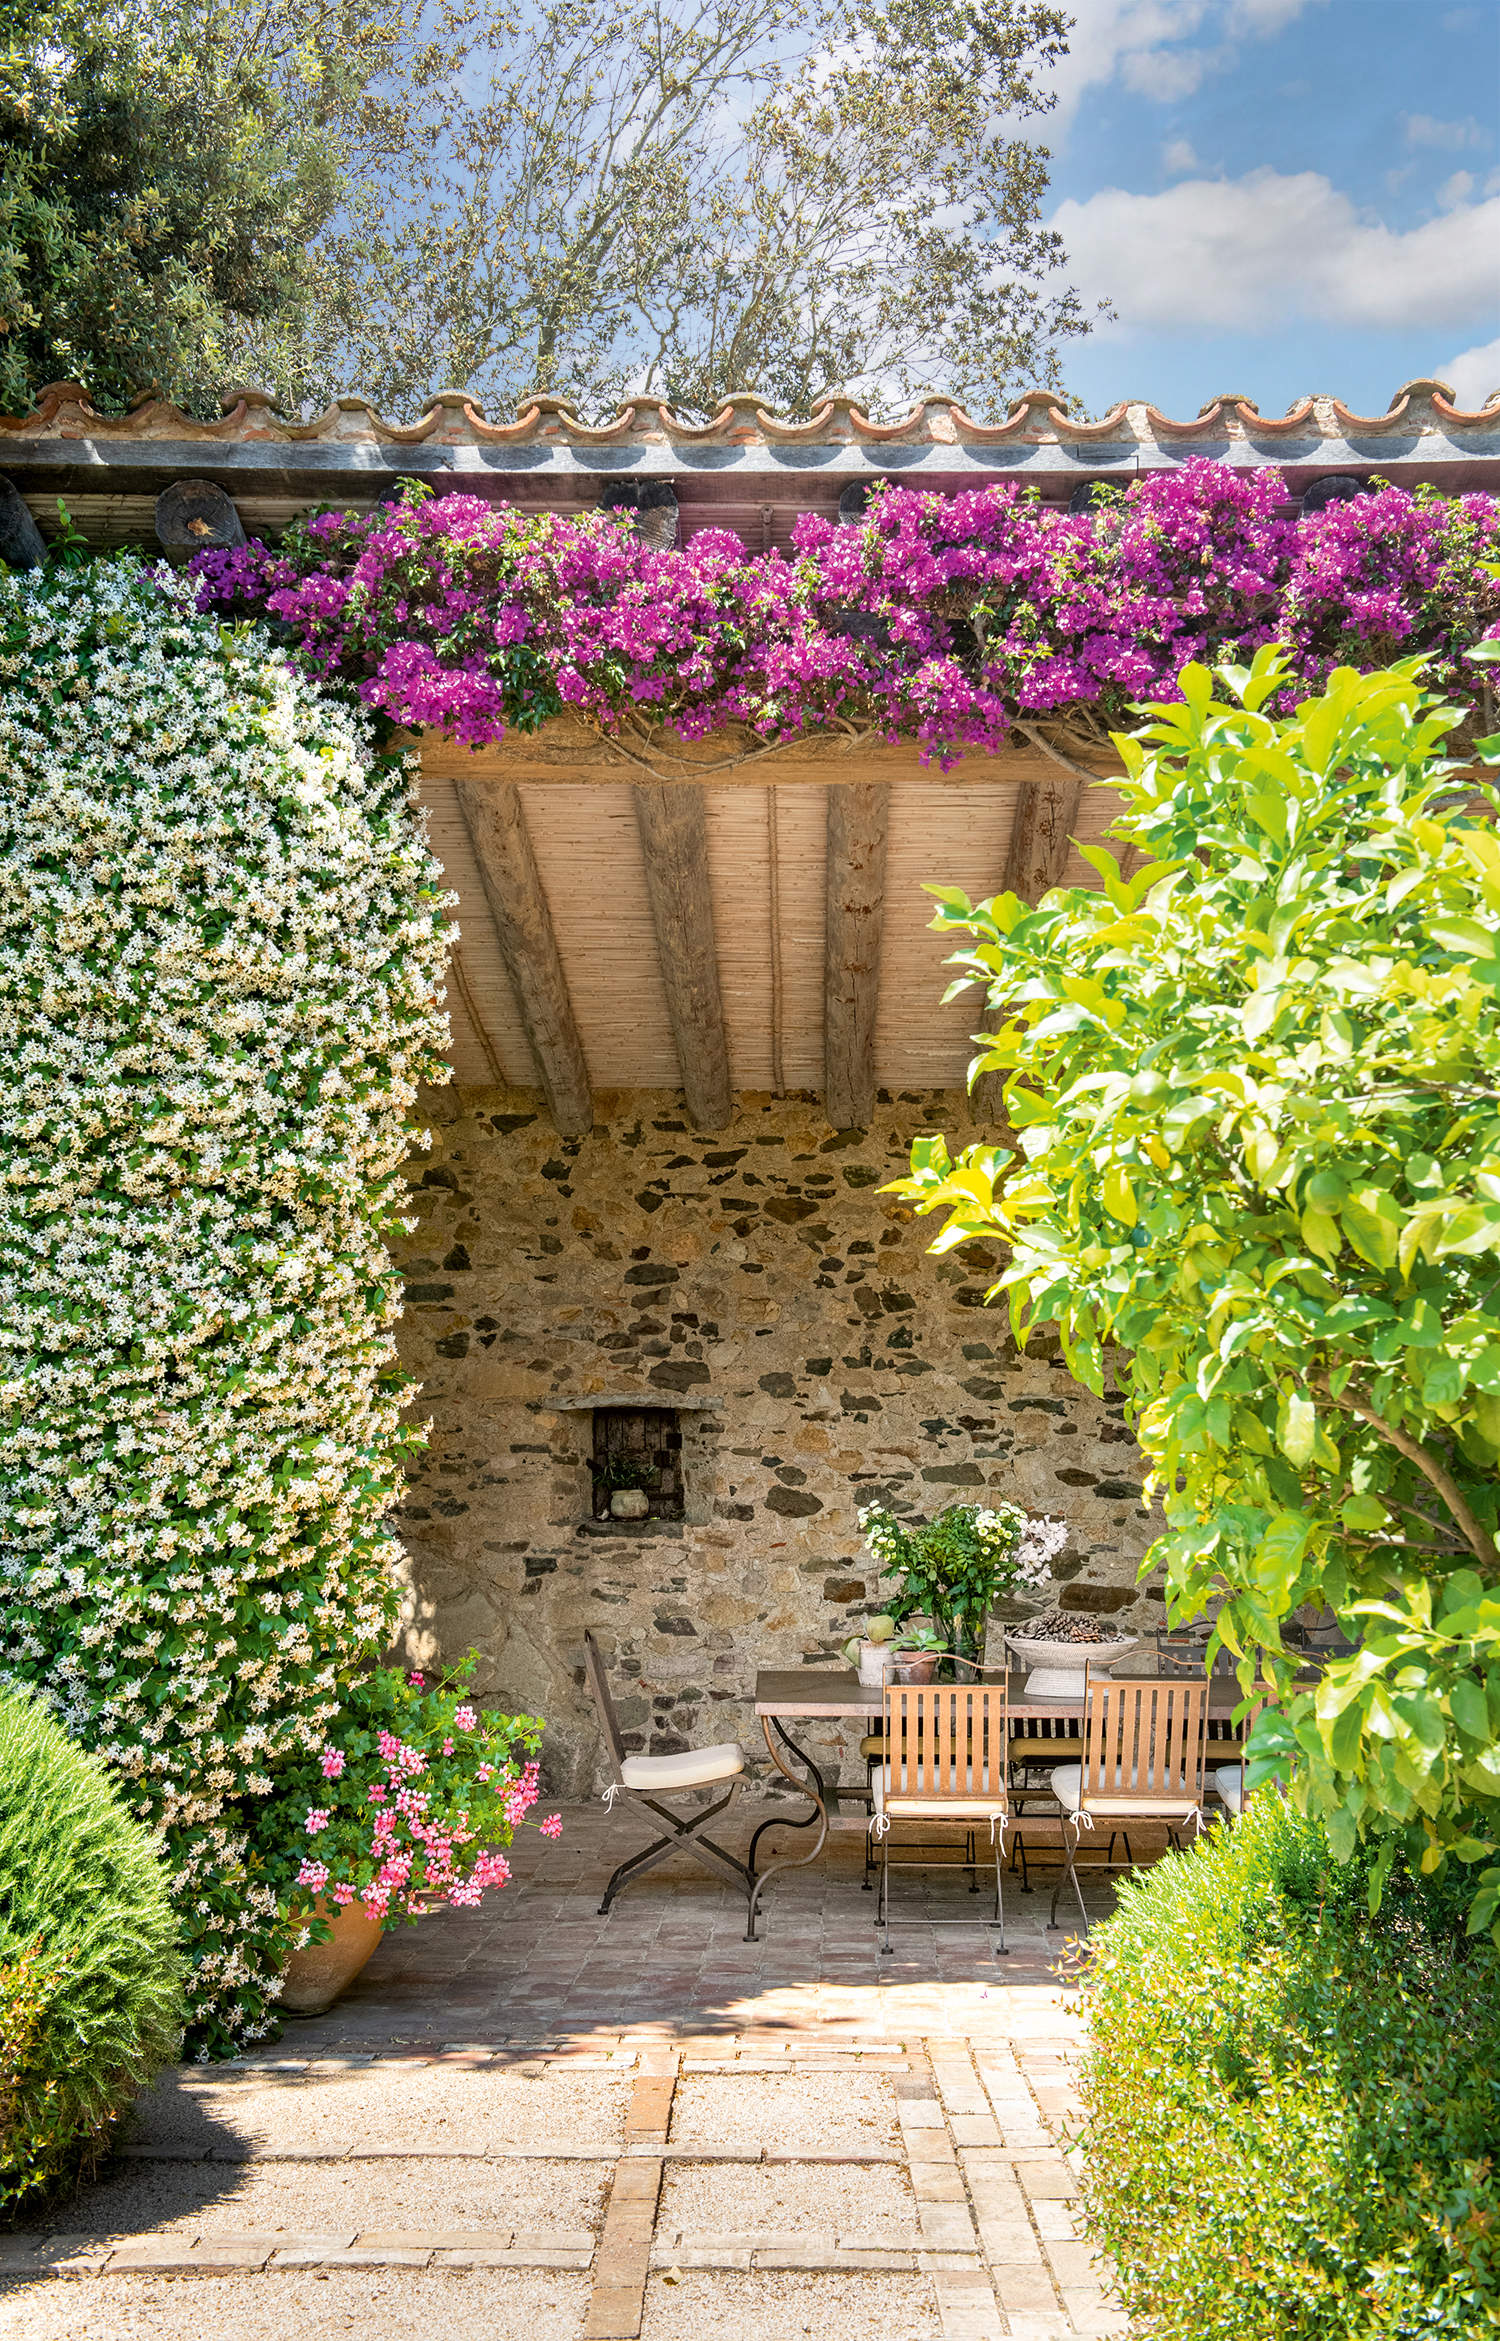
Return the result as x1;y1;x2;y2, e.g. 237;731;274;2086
583;1630;753;1918
1048;1669;1208;1931
869;1680;1010;1957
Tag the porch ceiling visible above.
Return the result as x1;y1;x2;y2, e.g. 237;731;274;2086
418;738;1130;1131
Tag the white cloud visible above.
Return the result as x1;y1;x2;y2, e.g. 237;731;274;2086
1120;41;1224;99
1051;168;1500;333
1403;113;1491;151
1438;169;1477;208
1043;0;1323;130
1162;137;1202;174
1438;334;1500;408
1227;0;1319;25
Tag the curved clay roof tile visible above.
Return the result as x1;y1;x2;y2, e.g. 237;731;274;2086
1431;388;1500;423
1235;398;1318;435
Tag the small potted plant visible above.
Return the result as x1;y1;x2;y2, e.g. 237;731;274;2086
594;1455;655;1520
892;1625;946;1685
858;1501;1069;1674
840;1612;900;1686
252;1656;561;2017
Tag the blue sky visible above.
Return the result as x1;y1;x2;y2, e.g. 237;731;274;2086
1040;0;1500;419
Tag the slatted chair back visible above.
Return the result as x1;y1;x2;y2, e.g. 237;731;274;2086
1079;1671;1208;1810
582;1630;628;1776
883;1681;1009;1804
1157;1629;1236;1678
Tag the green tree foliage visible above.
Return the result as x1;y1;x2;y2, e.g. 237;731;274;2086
1077;1794;1500;2339
0;1686;184;2215
891;647;1500;1926
1;0;1088;420
266;0;1090;418
0;1;400;416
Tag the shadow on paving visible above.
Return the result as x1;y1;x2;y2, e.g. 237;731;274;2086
278;1797;1134;2058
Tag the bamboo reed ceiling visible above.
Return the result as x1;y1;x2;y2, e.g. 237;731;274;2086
419;741;1132;1130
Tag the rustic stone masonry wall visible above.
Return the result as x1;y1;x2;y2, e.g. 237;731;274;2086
391;1088;1167;1796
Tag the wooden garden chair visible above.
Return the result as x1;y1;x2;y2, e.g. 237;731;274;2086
869;1680;1010;1957
1047;1669;1209;1930
583;1631;753;1919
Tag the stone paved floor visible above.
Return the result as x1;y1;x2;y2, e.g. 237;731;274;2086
0;1803;1139;2339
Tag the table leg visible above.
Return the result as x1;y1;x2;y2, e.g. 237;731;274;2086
744;1714;832;1941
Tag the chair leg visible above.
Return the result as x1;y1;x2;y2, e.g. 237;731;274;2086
967;1826;980;1892
992;1831;1007;1957
879;1833;893;1955
1049;1818;1088;1933
600;1826;678;1914
599;1781;749;1915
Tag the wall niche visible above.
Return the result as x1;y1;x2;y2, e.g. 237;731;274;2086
590;1404;684;1523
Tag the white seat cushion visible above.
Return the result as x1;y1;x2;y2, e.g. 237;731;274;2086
1213;1764;1244;1815
873;1763;1006;1820
619;1741;744;1791
1050;1762;1197;1814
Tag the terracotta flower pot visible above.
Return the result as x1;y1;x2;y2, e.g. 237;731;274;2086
279;1896;385;2016
893;1651;939;1684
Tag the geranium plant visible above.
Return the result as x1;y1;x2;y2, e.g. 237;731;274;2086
252;1658;559;1940
858;1501;1068;1663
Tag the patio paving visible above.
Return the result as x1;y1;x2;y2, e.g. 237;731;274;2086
0;1801;1136;2340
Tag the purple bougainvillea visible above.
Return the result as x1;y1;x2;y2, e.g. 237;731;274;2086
190;463;1500;765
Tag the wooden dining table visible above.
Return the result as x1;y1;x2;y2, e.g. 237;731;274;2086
744;1663;1249;1937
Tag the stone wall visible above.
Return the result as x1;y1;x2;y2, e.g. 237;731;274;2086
391;1088;1166;1797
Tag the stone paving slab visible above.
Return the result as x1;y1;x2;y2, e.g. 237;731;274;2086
668;2068;900;2156
128;2063;631;2160
639;2269;944;2339
0;2269;592;2340
657;2157;917;2244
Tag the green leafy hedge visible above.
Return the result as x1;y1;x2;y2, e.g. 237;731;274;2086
1077;1796;1500;2339
0;1687;183;2216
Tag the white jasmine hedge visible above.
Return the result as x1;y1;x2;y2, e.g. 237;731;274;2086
0;559;449;2047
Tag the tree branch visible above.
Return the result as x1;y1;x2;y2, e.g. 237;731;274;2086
1317;1378;1500;1573
1010;719;1113;787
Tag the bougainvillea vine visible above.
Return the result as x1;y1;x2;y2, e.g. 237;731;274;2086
190;463;1500;770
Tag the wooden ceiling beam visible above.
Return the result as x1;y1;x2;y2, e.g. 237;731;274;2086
1001;771;1085;901
824;781;889;1131
416;720;1104;791
633;785;733;1131
453;777;593;1136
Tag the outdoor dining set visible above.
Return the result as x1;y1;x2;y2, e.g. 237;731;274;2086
581;1626;1340;1952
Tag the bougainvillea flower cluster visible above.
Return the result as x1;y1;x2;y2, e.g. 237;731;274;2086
0;556;451;2050
190;464;1500;766
250;1661;559;1934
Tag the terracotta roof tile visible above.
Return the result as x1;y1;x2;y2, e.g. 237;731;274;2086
3;376;1497;455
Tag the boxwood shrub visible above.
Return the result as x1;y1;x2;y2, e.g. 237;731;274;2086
0;1687;183;2216
1077;1795;1500;2339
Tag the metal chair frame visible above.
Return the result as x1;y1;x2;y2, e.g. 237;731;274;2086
583;1631;754;1918
871;1680;1011;1957
1049;1669;1209;1932
859;1724;984;1896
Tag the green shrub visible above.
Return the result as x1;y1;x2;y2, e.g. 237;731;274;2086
1077;1796;1500;2339
0;1687;184;2217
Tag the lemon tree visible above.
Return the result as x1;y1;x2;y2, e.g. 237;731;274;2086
892;644;1500;1927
